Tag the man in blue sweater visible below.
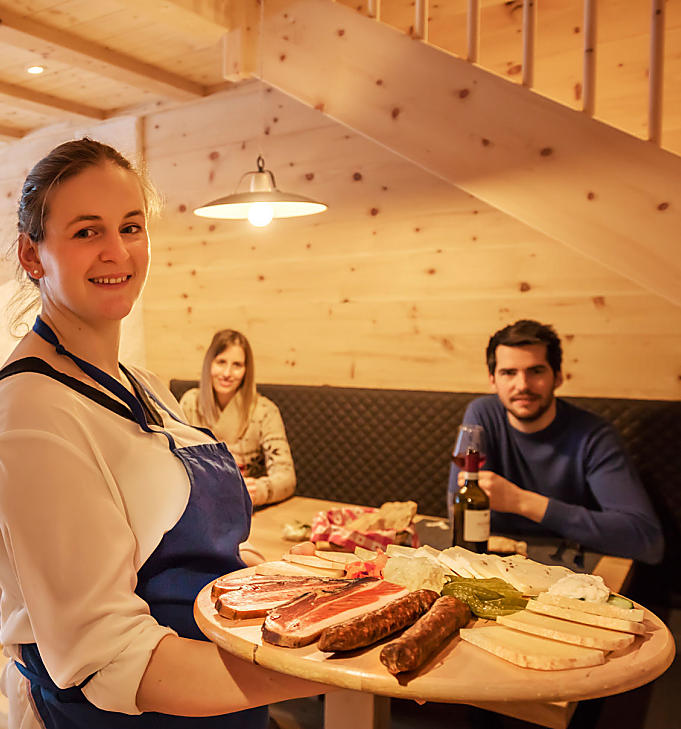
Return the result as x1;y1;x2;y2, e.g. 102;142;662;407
449;319;663;564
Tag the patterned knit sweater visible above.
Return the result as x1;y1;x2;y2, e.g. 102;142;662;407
179;388;296;506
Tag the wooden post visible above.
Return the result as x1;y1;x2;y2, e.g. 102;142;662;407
522;0;536;88
221;0;259;81
413;0;428;42
648;0;665;145
325;691;390;729
582;0;597;117
467;0;480;63
367;0;381;21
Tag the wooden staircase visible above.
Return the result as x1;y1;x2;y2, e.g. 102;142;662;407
224;0;681;307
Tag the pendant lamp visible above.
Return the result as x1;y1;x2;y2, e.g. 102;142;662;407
193;155;327;226
192;0;327;227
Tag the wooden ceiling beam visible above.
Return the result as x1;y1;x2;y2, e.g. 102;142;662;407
117;0;229;39
163;0;232;28
0;5;205;101
0;78;105;119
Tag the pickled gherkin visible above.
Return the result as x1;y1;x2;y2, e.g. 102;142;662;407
441;576;527;618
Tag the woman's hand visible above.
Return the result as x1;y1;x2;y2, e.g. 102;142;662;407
243;477;261;506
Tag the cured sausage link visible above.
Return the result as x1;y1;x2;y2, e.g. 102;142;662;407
318;589;439;652
379;595;471;674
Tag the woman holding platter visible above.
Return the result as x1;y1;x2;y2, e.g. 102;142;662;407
0;138;326;729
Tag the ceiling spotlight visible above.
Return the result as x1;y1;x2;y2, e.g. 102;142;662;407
26;65;45;75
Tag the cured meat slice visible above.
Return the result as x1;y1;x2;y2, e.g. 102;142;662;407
212;574;353;619
262;578;410;648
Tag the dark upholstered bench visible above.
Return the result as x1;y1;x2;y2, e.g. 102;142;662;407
169;379;681;604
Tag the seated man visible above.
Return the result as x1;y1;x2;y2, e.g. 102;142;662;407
449;319;663;564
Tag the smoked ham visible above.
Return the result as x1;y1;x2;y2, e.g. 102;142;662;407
262;577;410;647
212;574;352;619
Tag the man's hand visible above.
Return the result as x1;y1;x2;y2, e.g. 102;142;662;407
457;470;548;523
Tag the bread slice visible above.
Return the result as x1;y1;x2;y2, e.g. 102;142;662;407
460;625;605;670
535;591;644;622
255;560;346;578
497;610;635;651
526;600;646;635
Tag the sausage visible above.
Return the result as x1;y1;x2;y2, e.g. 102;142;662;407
379;595;471;674
318;589;439;652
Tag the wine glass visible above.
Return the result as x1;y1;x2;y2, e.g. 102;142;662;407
452;424;487;469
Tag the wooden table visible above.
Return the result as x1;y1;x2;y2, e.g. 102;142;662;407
204;497;673;729
248;496;634;594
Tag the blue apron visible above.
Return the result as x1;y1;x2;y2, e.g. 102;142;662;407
4;316;268;729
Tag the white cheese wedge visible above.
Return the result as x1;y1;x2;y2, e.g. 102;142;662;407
491;557;573;595
440;547;489;578
255;560;346;578
314;550;359;565
354;546;379;560
497;610;635;651
383;555;447;592
416;544;445;560
535;592;644;622
460;625;605;670
439;547;572;593
282;553;344;569
526;600;646;635
385;544;418;557
437;552;478;579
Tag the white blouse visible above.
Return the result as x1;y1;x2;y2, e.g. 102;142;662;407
0;365;220;726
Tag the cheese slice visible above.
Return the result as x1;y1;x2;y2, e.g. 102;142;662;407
460;625;605;670
385;544;418;557
282;553;344;569
438;552;478;579
526;600;646;635
490;557;573;595
314;550;359;565
354;546;378;560
497;610;635;651
255;560;346;578
536;591;644;622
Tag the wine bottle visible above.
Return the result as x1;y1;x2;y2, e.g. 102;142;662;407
452;449;490;553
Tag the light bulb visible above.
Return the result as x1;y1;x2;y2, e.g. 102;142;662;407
247;202;274;227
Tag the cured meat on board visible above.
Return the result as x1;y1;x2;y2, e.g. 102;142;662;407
262;577;409;648
212;574;353;619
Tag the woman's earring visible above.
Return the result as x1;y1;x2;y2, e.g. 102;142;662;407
32;269;41;278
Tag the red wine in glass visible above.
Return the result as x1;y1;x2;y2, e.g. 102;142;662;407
452;424;487;468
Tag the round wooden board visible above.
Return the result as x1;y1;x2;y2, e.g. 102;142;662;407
194;569;675;704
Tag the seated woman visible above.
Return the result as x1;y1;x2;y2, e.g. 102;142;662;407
180;330;296;507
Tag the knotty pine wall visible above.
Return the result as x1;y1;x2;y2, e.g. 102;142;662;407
143;86;681;400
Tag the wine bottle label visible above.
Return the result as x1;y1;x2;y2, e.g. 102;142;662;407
461;471;479;480
463;509;490;542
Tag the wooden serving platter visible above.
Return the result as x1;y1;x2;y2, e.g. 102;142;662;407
194;569;675;705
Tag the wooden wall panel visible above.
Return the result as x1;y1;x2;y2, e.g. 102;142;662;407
143;88;681;400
